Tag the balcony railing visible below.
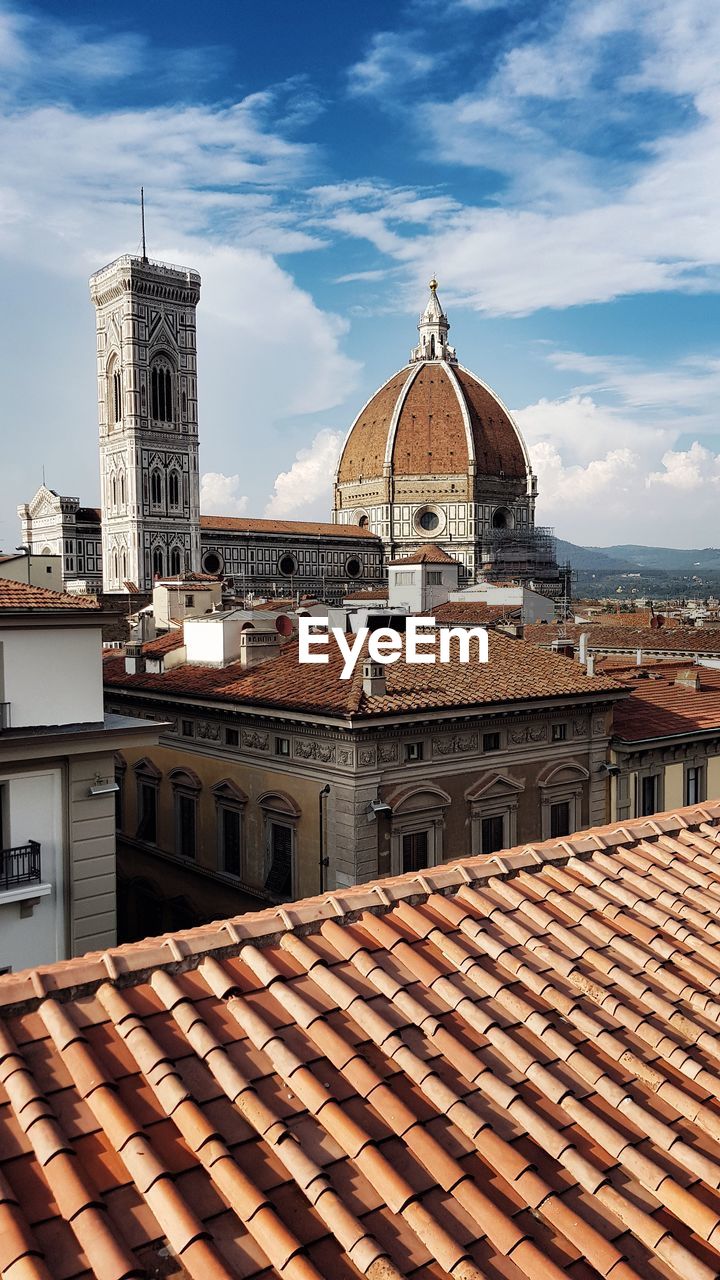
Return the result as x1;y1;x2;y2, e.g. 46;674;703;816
0;841;41;892
0;702;10;730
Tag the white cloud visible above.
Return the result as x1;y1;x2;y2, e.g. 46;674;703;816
320;0;720;317
512;393;720;544
348;32;437;97
647;442;720;491
0;9;361;541
265;429;343;517
200;473;249;516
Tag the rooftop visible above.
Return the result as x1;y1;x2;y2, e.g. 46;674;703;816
389;544;459;566
0;580;100;613
431;601;520;627
104;629;626;719
525;623;720;654
200;516;379;541
3;802;720;1278
613;664;720;740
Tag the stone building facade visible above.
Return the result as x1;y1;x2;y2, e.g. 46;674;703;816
17;489;103;592
89;255;202;592
103;627;624;938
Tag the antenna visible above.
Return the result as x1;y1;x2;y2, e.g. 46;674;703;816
140;187;148;263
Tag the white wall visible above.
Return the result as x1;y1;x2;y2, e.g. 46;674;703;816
0;768;65;973
0;626;104;726
388;563;458;613
185;615;246;666
451;583;554;623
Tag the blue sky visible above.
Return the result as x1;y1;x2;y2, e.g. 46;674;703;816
2;0;720;550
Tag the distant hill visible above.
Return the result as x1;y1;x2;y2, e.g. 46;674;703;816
555;540;636;570
556;540;720;572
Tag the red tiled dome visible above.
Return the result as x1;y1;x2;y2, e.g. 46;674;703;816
336;361;530;485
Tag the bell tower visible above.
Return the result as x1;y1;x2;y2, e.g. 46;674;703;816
89;249;202;592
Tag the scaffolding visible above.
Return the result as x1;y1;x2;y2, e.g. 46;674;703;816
480;525;558;580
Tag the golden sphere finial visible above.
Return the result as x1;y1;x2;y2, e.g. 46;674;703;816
429;275;438;292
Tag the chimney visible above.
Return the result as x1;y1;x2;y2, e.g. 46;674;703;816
362;659;386;697
578;632;589;664
636;648;643;666
587;654;595;676
124;639;145;675
675;668;700;691
239;629;281;668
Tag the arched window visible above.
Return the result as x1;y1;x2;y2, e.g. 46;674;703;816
151;360;174;423
182;389;187;418
150;470;163;507
152;547;164;579
111;549;118;584
120;549;127;581
108;357;122;426
169;547;181;576
119;471;125;508
111;475;117;508
168;470;180;508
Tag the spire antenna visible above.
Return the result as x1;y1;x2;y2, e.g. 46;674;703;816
140;187;148;263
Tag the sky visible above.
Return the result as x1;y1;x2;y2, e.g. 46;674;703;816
2;0;720;550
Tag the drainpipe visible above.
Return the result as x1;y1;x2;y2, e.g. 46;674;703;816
319;784;330;894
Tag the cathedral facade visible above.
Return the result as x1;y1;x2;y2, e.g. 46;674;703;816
19;256;561;602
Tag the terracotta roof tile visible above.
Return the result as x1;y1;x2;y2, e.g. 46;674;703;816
389;544;458;565
336;363;529;485
140;628;184;656
200;516;378;540
525;623;720;655
0;581;100;612
5;805;720;1276
104;628;626;719
613;666;720;740
431;601;520;626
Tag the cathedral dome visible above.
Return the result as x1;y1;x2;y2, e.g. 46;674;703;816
335;281;532;492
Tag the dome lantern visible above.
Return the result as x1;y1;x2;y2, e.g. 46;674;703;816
410;277;456;364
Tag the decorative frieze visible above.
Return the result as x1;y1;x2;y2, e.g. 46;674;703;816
433;733;478;757
378;744;399;764
509;725;547;745
196;721;220;741
242;730;269;752
295;740;336;764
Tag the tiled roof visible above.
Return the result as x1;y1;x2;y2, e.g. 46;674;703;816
200;516;378;540
525;623;720;654
389;543;458;565
344;587;389;601
0;580;100;612
104;628;626;718
431;601;520;626
75;506;102;523
594;611;681;629
336;363;528;484
140;629;185;656
4;804;720;1278
613;665;720;740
